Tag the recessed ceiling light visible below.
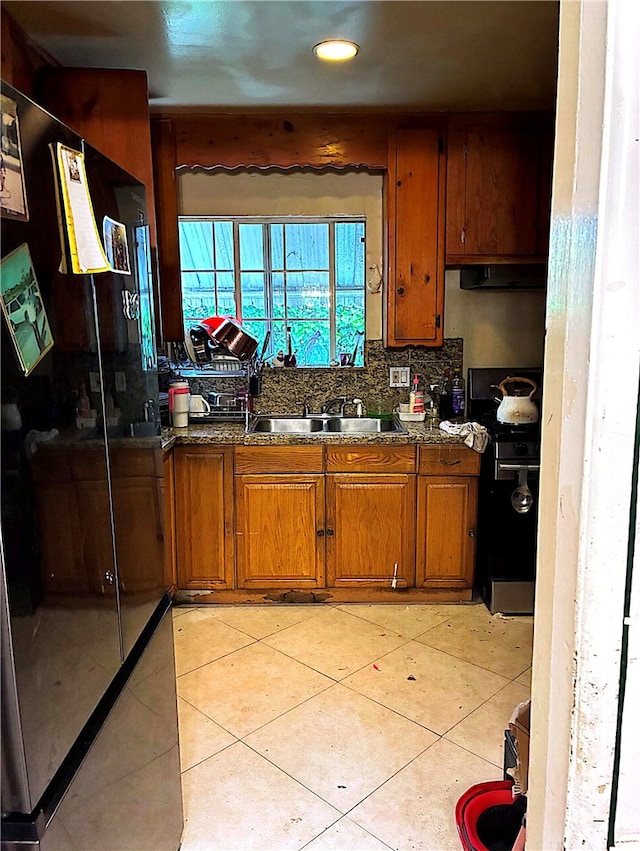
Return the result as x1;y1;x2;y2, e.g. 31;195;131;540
313;40;359;62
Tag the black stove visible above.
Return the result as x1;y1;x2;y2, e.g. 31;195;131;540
467;367;543;615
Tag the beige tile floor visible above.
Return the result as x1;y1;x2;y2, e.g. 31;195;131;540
173;602;532;851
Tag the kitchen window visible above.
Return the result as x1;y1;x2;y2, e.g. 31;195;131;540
179;217;366;366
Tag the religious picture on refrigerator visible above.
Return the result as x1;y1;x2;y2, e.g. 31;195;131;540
1;94;29;221
0;243;53;375
103;215;131;275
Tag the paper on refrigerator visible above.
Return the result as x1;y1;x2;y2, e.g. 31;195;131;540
52;143;110;275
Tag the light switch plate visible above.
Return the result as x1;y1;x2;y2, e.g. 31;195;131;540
89;371;100;393
115;372;127;392
389;367;410;387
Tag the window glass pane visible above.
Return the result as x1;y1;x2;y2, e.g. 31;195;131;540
241;319;269;351
295;321;330;366
336;221;365;288
272;272;285;319
213;221;234;269
240;272;266;318
216;270;236;316
285;272;329;319
179;221;213;270
336;293;365;366
270;321;287;357
270;224;284;270
239;224;264;270
284;223;328;270
182;272;215;325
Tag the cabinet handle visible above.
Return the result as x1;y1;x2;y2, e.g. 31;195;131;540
469;529;476;537
396;286;405;296
316;529;325;537
439;458;461;466
326;529;335;537
424;274;431;283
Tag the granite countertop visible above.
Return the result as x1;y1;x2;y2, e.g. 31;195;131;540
161;419;469;453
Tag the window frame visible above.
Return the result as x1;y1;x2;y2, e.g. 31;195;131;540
179;215;366;367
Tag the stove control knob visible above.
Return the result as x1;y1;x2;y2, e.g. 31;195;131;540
514;442;529;457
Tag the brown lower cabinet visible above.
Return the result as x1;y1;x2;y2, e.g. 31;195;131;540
174;446;235;590
325;473;416;587
324;445;417;587
235;474;325;589
170;442;480;597
416;446;480;590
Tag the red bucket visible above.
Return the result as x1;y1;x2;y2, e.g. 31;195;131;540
455;780;525;851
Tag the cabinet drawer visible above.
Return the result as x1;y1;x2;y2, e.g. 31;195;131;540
234;445;324;474
419;445;480;476
326;446;416;473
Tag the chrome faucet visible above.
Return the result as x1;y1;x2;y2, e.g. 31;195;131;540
321;395;348;415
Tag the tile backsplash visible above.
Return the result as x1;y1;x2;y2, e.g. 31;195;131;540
186;339;463;414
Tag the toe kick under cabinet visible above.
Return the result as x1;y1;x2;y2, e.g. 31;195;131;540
170;442;479;600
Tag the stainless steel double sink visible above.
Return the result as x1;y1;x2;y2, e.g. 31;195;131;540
247;415;405;435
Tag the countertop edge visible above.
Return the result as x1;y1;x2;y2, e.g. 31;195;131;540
161;422;473;452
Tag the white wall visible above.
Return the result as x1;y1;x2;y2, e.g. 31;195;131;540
179;169;546;369
444;271;546;373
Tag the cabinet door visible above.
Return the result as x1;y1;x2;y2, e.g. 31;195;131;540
446;114;553;263
416;476;478;588
235;475;325;589
326;474;416;587
174;446;235;589
386;127;445;347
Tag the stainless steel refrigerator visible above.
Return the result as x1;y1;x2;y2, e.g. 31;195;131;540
1;82;183;850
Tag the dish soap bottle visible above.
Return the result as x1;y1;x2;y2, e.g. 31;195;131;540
409;374;424;413
451;368;466;417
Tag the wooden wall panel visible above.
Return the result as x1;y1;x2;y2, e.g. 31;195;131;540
36;68;166;340
151;118;183;341
1;8;56;98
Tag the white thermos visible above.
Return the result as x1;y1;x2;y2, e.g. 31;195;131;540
168;381;190;427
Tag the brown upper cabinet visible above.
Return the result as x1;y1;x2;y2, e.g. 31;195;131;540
386;127;446;347
446;112;554;265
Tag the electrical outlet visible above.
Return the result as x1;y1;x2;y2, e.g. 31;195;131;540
389;367;410;387
89;371;100;393
115;372;127;392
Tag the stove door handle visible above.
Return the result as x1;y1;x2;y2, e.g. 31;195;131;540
497;463;541;472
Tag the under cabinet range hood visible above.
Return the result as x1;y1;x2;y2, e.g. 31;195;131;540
459;264;547;291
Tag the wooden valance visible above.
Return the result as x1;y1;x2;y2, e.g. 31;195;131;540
159;112;447;171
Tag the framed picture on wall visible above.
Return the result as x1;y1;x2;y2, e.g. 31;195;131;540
1;94;29;222
0;243;54;375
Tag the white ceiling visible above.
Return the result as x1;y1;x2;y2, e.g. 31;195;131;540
4;0;560;112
